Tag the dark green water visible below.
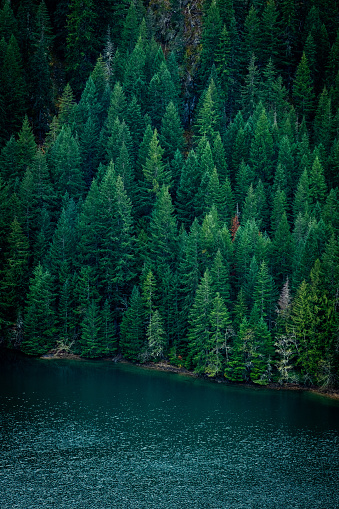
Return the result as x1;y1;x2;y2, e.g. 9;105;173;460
0;353;339;508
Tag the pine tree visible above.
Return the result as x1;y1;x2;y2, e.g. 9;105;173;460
212;132;228;181
242;6;261;68
125;95;146;160
293;53;315;121
322;189;339;236
19;168;36;244
17;116;37;179
235;160;254;205
80;299;103;358
21;264;55;356
253;260;276;326
121;0;140;53
148;62;178;127
290;279;312;383
66;0;98;94
58;83;76;129
47;199;77;286
120;286;145;361
72;265;100;336
48;125;84;201
270;183;286;227
243;255;259;309
146;309;167;361
210;249;230;305
198;0;223;86
76;75;98;133
91;55;108;100
309;155;327;206
241;184;259;226
176;149;200;226
79;114;99;187
106;119;133;167
260;0;280;66
327;29;339;88
159;101;184;164
57;272;76;346
0;218;29;324
314;87;333;152
274;278;298;383
2;34;27;135
77;178;103;271
100;299;117;355
139;129;170;217
97;168;135;304
250;107;274;187
115;141;135;198
249;315;273;383
136;123;153;181
186;269;214;372
277;134;295;197
123;37;146;102
33;205;53;266
206;292;232;376
170;149;184;197
241;54;261;119
195;79;221;144
177;219;201;353
199;206;220;267
293;169;311;219
142;269;158;328
29;1;54;136
149;185;177;270
215;24;231;100
224;316;250;382
0;0;18;42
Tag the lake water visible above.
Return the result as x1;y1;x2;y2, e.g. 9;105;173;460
0;352;339;508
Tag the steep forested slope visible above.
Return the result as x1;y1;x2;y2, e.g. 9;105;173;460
1;0;339;388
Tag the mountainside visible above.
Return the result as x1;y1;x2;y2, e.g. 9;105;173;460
0;0;339;388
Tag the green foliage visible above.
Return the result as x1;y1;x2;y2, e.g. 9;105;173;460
187;269;214;372
293;53;315;121
120;286;145;361
66;0;98;94
0;218;29;324
22;264;55;355
2;34;27;135
199;0;223;86
160;101;184;164
0;0;337;389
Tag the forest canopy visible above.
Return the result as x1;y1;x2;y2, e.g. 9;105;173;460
1;0;339;389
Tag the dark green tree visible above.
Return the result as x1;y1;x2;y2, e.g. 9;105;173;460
293;53;315;122
206;292;232;377
66;0;98;94
80;299;103;358
2;34;26;135
120;286;145;361
21;264;55;356
198;0;223;86
0;218;29;324
159;101;184;164
121;0;140;53
186;269;214;372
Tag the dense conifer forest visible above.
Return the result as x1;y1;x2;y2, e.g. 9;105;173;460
1;0;339;388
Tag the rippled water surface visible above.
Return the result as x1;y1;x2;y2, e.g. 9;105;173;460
0;352;339;508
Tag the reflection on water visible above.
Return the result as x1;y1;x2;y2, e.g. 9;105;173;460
0;353;338;508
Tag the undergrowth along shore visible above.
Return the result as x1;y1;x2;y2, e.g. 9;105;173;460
39;350;339;401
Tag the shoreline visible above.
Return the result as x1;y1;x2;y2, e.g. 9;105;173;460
40;351;339;401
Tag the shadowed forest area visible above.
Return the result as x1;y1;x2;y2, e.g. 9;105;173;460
1;0;339;389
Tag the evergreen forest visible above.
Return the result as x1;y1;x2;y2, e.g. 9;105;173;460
1;0;339;389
